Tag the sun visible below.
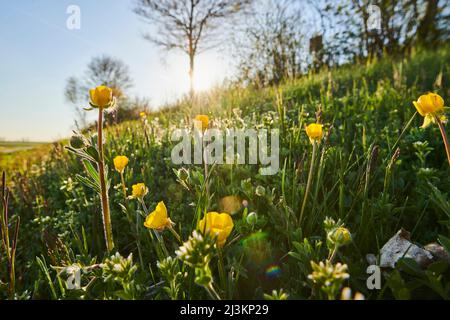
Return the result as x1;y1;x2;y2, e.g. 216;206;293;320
193;53;229;92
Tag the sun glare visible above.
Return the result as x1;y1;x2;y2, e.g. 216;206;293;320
193;54;228;92
194;55;226;91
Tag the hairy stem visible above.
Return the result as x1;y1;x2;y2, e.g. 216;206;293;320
299;141;317;226
97;108;114;252
120;172;127;199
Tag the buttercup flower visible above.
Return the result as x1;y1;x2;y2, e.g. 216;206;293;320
140;112;146;118
89;85;114;108
306;123;323;143
131;183;148;199
194;115;209;131
413;93;450;165
198;212;234;247
113;156;129;173
413;93;446;128
144;201;172;230
413;93;444;116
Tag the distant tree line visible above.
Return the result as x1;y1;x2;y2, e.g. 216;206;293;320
65;0;449;125
231;0;449;87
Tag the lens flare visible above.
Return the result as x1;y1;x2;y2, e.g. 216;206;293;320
241;232;271;265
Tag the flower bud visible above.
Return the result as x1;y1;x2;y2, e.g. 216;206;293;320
246;212;258;225
70;135;85;149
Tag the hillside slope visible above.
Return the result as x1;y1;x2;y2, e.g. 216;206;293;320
1;48;449;300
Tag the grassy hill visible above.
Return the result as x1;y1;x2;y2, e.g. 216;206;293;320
1;47;449;300
0;141;45;153
0;141;53;171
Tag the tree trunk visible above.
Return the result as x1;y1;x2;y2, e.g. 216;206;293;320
417;0;439;47
189;53;195;101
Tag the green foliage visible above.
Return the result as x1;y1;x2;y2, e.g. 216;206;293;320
2;47;450;300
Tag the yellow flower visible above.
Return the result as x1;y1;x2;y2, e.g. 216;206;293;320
198;212;234;247
140;112;146;118
89;85;114;108
306;123;323;143
131;183;148;199
413;93;444;116
144;201;172;230
413;93;446;128
113;156;129;173
194;115;209;131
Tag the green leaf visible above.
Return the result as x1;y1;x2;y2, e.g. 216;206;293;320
85;146;100;163
36;256;58;300
65;146;97;163
397;258;424;277
427;261;448;275
83;160;100;184
386;270;410;300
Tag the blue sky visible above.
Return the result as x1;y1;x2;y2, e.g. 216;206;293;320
0;0;231;141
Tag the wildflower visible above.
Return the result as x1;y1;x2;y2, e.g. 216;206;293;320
140;111;146;118
263;289;289;300
102;252;137;283
299;124;323;224
194;115;209;131
175;167;190;182
89;85;114;109
308;260;349;299
246;212;258;225
341;287;365;300
413;93;444;127
176;231;218;297
306;123;323;143
255;186;266;197
113;156;129;173
308;260;349;284
413;93;450;165
144;201;172;231
131;183;148;199
176;230;215;268
198;212;234;247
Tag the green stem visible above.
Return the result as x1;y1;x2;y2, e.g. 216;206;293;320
168;225;182;244
97;108;114;252
207;283;221;300
217;247;227;295
120;172;127;199
390;112;417;154
203;136;210;201
328;245;339;263
299;141;317;226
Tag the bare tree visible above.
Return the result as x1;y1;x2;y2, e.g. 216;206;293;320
309;0;450;63
232;0;307;87
83;55;133;98
134;0;252;97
